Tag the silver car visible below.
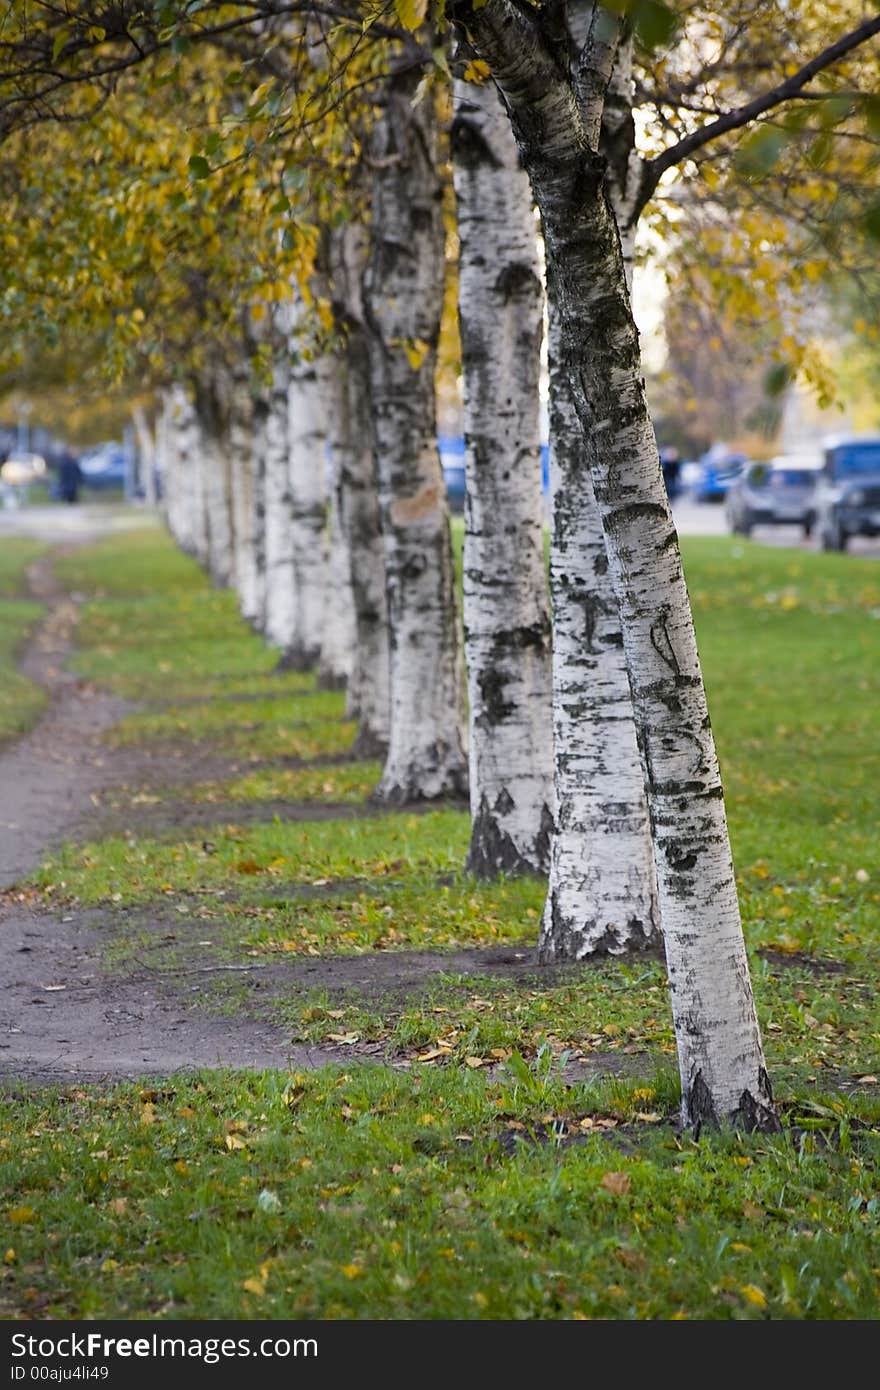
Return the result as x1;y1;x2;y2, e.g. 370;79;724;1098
726;455;822;537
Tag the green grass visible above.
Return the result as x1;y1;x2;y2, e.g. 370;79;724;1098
0;600;47;741
0;540;47;741
9;526;880;1319
2;1066;878;1320
187;761;383;805
0;538;45;596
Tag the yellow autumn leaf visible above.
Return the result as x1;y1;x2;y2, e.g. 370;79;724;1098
403;337;430;371
242;1276;266;1297
395;0;428;32
225;1133;247;1151
4;1249;16;1264
740;1284;768;1308
8;1207;36;1225
463;60;490;83
340;1263;363;1279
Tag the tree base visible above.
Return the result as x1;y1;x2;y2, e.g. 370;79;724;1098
685;1069;780;1135
467;799;552;879
275;643;319;673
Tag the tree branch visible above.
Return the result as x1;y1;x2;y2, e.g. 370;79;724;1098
639;12;880;208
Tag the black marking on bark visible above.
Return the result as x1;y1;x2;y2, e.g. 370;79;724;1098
276;643;319;673
494;787;515;815
476;666;515;727
352;725;389;761
450;112;503;170
467;796;546;879
592;551;608;576
649;619;683;681
316;670;348;693
582;593;599;652
493;261;542;300
685;1071;718;1135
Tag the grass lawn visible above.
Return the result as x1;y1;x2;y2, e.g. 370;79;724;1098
4;525;879;1320
0;538;46;741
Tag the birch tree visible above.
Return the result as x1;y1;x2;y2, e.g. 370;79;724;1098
329;221;391;757
364;51;468;803
452;70;553;876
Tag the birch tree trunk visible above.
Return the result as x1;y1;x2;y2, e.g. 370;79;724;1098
262;349;299;652
131;405;157;507
329;221;390;757
317;358;356;690
452;74;553;877
539;301;659;958
229;377;262;627
164;384;199;556
539;25;659;957
194;376;235;589
280;325;328;671
463;1;775;1129
364;60;468;803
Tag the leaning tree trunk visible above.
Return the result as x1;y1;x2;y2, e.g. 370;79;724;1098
364;57;468;803
538;299;659;958
329;220;390;757
463;0;774;1129
452;73;553;877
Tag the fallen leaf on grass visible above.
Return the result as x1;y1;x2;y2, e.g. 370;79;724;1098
740;1284;768;1308
327;1032;360;1045
340;1263;363;1280
225;1134;247;1151
600;1172;631;1196
8;1207;36;1225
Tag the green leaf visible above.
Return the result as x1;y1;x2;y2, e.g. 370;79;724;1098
863;202;880;241
735;126;788;177
764;362;793;398
631;0;677;49
187;155;211;180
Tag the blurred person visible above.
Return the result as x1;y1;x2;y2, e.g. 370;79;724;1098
57;447;82;504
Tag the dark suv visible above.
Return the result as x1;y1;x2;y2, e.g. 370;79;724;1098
815;436;880;551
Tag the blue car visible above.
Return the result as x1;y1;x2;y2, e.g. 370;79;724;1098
79;442;128;491
692;448;748;502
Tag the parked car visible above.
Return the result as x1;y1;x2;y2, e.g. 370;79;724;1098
79;442;127;491
0;452;47;486
814;435;880;551
726;455;822;536
691;445;748;502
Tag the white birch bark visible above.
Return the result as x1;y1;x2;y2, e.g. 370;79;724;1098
194;375;235;589
539;299;659;958
364;58;468;803
317;359;356;689
467;1;774;1129
188;407;210;573
164;384;199;556
452;74;552;875
131;405;157;507
329;221;391;757
284;333;328;670
229;377;262;627
538;26;659;957
262;349;298;652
